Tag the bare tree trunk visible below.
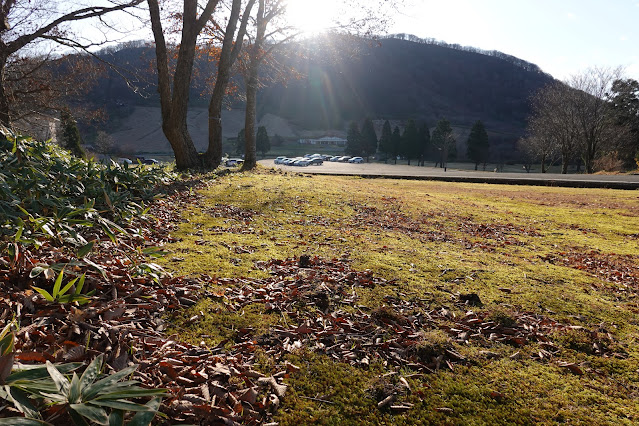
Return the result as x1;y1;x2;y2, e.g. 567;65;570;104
148;0;219;170
0;57;10;126
241;0;266;171
204;0;255;168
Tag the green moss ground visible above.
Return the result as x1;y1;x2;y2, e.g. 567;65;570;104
162;168;639;425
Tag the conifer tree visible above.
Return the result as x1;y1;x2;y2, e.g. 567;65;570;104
378;120;393;162
401;119;418;165
345;121;362;156
466;120;489;170
60;110;85;159
391;125;401;164
418;123;431;166
256;126;270;157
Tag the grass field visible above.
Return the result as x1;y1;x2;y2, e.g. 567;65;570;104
161;168;639;425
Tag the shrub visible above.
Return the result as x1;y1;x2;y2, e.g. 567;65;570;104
0;127;174;252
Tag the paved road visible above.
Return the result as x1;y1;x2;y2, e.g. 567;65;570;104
260;160;639;190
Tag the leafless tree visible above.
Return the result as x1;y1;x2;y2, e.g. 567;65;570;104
517;134;557;173
567;66;626;173
0;0;145;127
525;67;631;174
527;81;579;174
94;129;116;153
203;0;256;169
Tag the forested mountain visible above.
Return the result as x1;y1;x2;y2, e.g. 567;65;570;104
82;35;555;157
259;35;554;134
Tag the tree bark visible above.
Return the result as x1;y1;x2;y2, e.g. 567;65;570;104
147;0;220;170
0;56;9;126
204;0;255;168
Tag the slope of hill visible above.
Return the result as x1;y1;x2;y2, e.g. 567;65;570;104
259;35;553;134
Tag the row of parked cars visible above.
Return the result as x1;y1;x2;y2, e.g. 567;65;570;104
274;154;364;166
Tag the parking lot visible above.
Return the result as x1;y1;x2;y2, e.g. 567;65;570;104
261;159;639;190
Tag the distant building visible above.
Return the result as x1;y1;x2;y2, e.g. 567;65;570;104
298;136;347;146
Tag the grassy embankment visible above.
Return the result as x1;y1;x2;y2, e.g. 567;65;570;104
162;168;639;425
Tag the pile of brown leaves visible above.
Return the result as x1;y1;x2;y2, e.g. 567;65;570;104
542;250;639;293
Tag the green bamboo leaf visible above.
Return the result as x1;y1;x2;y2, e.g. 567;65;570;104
45;361;70;395
59;276;79;298
7;363;82;384
67;406;91;426
108;410;124;426
74;274;86;295
79;355;103;392
69;372;81;404
77;241;94;258
32;287;54;302
89;399;154;412
0;418;51;425
94;388;167;400
127;398;162;426
52;269;64;299
69;404;109;425
83;366;137;401
3;385;41;419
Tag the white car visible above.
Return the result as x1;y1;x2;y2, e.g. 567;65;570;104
274;156;286;164
348;157;364;163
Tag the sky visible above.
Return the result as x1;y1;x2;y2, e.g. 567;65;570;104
389;0;639;81
79;0;639;82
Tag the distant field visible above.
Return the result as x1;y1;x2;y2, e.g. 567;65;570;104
162;170;639;425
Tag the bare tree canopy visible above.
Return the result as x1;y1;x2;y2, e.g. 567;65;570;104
0;0;145;126
524;67;632;174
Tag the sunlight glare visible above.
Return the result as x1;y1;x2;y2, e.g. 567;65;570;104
285;0;341;36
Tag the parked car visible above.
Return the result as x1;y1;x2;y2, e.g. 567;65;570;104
329;156;341;162
293;158;311;166
348;157;364;163
142;158;159;165
308;158;323;166
118;158;133;165
274;156;286;164
224;158;244;167
338;156;352;162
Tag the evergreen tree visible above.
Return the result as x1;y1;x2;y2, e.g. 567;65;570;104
401;119;418;165
466;120;489;170
60;110;85;159
345;121;362;156
432;118;455;170
391;126;401;164
360;118;378;161
418;123;431;166
256;126;270;157
235;128;245;155
378;120;393;162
